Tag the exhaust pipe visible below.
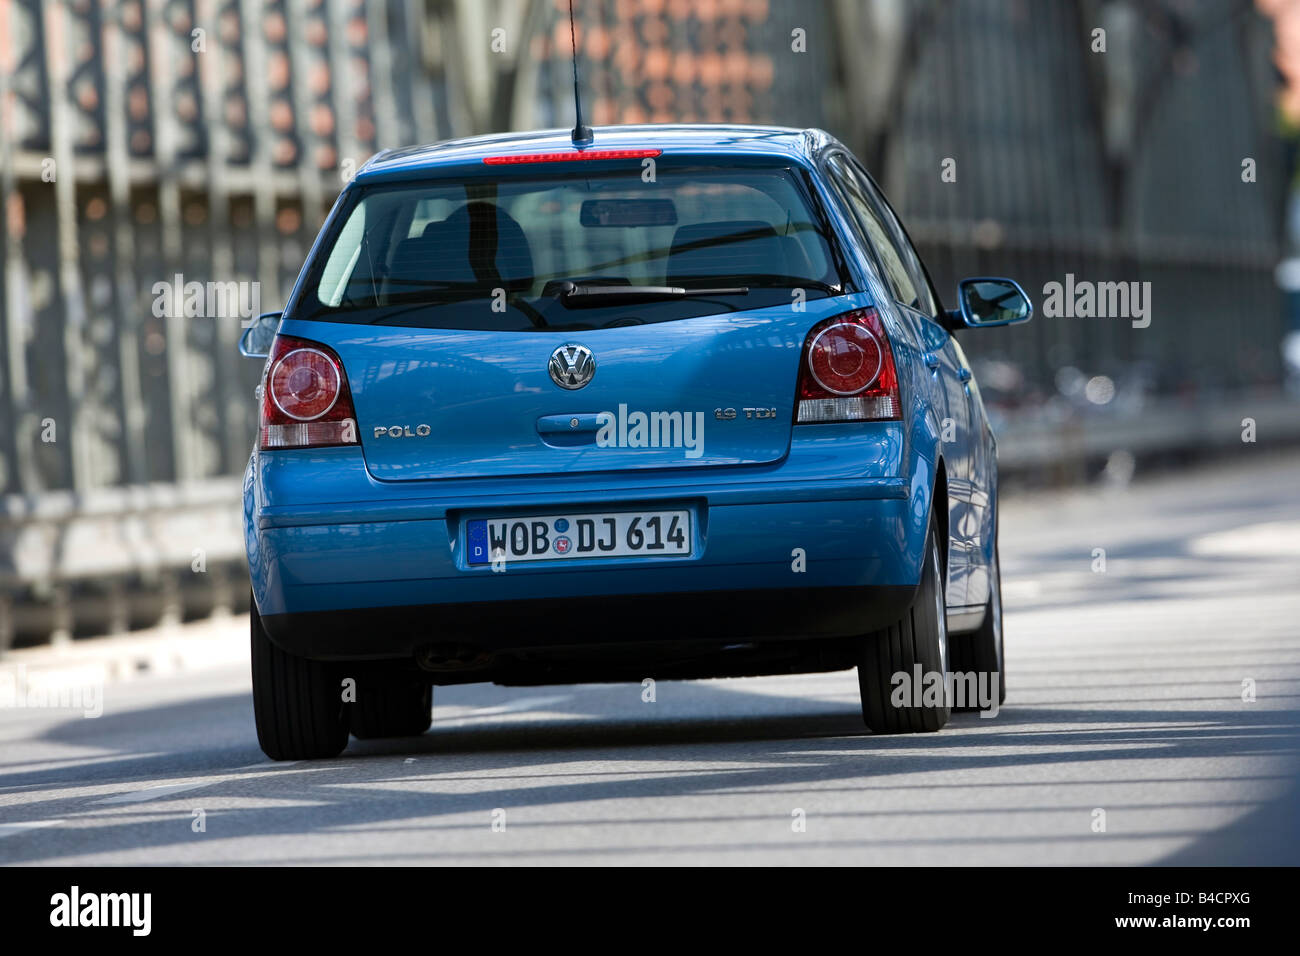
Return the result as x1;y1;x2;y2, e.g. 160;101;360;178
416;642;494;672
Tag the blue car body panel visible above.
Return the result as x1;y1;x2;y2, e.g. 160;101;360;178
244;124;1001;660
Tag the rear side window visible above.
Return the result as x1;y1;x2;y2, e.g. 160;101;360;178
844;158;941;317
826;154;922;312
295;165;848;331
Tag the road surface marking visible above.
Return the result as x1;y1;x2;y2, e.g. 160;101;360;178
446;694;574;719
93;782;207;805
1190;521;1300;557
0;820;63;838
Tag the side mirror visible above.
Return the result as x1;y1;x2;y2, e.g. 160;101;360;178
239;311;281;358
953;278;1032;328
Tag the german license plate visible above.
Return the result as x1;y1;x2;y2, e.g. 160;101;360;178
466;510;691;565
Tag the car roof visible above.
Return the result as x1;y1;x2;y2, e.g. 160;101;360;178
355;124;837;182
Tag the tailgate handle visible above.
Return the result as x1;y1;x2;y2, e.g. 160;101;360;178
537;413;603;446
537;413;603;434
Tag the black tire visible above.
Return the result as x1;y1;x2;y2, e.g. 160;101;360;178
250;598;349;760
350;676;433;740
858;519;952;734
949;534;1007;709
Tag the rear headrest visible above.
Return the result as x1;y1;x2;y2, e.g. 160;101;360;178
667;220;785;284
449;201;534;291
386;202;534;295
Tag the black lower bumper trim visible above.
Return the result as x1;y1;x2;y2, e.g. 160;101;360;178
260;584;915;662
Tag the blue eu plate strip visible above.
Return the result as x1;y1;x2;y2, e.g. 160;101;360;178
466;519;489;565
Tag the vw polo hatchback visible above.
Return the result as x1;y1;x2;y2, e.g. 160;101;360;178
240;125;1032;759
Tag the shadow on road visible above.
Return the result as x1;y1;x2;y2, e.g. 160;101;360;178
2;676;1298;864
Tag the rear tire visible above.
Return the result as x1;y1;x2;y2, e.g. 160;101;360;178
351;676;434;739
949;533;1007;709
858;519;952;734
250;599;349;760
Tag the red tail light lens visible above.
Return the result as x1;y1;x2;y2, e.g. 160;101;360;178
795;308;901;423
270;348;340;420
260;335;359;449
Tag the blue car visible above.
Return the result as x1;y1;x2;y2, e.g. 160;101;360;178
239;125;1031;759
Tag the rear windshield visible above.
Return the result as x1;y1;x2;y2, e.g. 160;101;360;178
292;165;849;331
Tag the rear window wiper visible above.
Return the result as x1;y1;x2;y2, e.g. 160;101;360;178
554;281;748;308
738;276;843;295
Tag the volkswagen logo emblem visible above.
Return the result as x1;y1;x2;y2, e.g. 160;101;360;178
548;343;596;390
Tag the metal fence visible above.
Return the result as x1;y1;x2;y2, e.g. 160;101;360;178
0;0;1290;648
885;0;1285;408
1;0;459;644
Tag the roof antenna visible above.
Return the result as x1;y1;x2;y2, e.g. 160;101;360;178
568;0;593;147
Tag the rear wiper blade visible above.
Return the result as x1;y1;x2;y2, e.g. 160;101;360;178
556;281;748;307
739;277;843;294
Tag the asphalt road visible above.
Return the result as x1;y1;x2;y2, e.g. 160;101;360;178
3;452;1299;865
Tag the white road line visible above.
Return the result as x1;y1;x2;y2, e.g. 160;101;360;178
93;782;207;805
447;694;575;719
1190;520;1300;557
0;820;63;838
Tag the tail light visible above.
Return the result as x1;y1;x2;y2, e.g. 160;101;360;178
259;335;359;449
795;308;901;423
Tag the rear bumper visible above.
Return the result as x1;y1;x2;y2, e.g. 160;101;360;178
261;584;915;661
244;430;937;660
251;489;922;596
